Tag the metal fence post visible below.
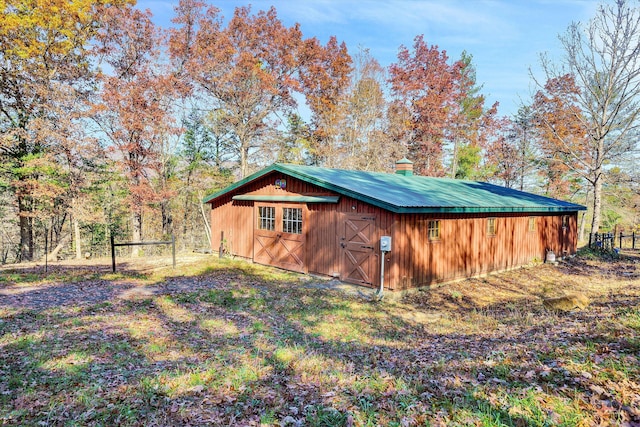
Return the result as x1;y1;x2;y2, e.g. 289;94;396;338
44;226;48;273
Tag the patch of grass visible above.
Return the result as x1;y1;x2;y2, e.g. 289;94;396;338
492;362;513;380
251;320;267;333
173;292;199;304
101;271;150;281
305;405;348;427
1;253;639;425
0;271;42;284
7;373;24;390
155;296;195;323
0;268;138;287
271;345;303;371
200;318;240;337
616;306;640;330
201;289;239;308
124;297;154;312
260;409;277;425
40;351;94;375
576;245;621;261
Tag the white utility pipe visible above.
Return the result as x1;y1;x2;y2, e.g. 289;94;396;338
377;251;387;299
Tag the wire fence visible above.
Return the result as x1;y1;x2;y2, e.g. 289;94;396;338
1;231;210;265
588;232;638;252
110;235;176;272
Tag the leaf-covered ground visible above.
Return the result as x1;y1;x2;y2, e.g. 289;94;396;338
1;251;639;426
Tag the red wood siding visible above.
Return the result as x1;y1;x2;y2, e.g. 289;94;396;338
209;172;579;291
387;212;578;290
210;199;253;258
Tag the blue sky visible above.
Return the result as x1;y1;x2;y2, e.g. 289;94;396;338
140;0;600;117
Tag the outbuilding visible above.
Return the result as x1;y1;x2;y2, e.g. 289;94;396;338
204;160;586;291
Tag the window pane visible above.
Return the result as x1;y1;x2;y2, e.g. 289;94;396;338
283;208;302;234
528;217;536;232
258;207;275;231
487;218;496;236
428;220;440;240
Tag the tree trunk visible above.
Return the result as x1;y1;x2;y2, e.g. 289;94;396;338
105;223;111;258
161;200;172;237
74;217;82;259
72;200;82;259
579;211;587;243
198;191;212;248
182;196;190;249
182;172;193;248
590;171;603;233
578;188;589;243
240;141;249;178
450;137;459;179
44;233;71;262
131;210;142;257
18;196;33;261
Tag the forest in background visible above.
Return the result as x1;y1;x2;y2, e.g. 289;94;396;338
0;0;639;264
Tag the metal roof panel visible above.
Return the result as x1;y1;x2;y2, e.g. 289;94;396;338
232;195;340;203
204;163;586;213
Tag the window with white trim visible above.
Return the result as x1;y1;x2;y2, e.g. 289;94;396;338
283;207;302;234
428;220;440;241
487;217;497;236
258;206;275;231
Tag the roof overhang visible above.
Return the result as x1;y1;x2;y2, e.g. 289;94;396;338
203;165;281;204
389;206;585;214
232;195;339;203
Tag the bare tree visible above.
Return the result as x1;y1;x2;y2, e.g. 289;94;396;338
342;47;394;171
536;0;640;232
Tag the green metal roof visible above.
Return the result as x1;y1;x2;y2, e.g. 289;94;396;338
204;163;586;214
232;195;339;203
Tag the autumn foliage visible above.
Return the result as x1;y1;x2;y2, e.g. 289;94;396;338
94;6;179;251
169;1;352;178
389;37;499;177
532;74;589;198
1;2;640;424
388;36;457;175
0;0;134;260
1;0;638;261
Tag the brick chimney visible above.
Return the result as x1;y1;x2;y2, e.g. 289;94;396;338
395;158;413;176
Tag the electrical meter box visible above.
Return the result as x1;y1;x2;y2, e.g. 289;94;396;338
380;236;392;252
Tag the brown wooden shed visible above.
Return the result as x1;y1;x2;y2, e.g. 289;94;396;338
204;160;586;291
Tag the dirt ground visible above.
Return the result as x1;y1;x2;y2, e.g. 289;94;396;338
0;253;215;310
1;249;638;312
0;252;212;274
1;249;639;426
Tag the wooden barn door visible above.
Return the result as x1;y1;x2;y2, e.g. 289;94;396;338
254;205;305;273
340;214;378;287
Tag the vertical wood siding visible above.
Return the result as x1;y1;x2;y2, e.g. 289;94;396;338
388;212;578;290
209;172;579;291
